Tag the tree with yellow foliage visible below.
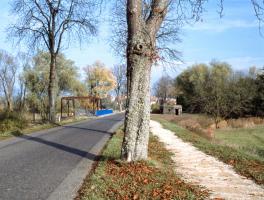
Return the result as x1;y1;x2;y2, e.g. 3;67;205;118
84;61;116;98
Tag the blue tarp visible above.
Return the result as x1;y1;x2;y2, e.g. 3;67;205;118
95;109;113;116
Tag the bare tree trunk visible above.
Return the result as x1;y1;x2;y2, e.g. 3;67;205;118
119;98;123;112
48;54;57;122
1;82;13;112
121;48;152;161
117;95;123;112
6;97;13;112
22;86;26;110
18;80;26;111
121;0;166;162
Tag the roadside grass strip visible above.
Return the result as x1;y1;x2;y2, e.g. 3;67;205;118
76;129;209;200
0;116;91;140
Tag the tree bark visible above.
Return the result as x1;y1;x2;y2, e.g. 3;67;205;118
121;0;168;162
6;97;13;112
121;40;152;161
48;54;57;122
121;28;153;162
5;92;13;112
1;82;13;112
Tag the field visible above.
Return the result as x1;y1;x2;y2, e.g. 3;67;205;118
215;126;264;161
151;114;264;185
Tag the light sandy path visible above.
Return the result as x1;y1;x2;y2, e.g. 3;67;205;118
150;120;264;200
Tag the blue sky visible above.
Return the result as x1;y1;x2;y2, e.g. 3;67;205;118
0;0;263;86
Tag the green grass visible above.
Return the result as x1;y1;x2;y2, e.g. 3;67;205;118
76;129;209;200
152;114;264;185
215;126;264;161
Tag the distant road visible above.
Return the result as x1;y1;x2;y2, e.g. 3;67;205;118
0;113;124;200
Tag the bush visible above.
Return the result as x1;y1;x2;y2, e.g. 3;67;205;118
151;103;161;114
250;117;264;125
0;111;28;134
227;117;264;128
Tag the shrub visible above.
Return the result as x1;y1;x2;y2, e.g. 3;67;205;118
250;117;264;125
227;117;264;128
0;111;28;134
151;103;161;114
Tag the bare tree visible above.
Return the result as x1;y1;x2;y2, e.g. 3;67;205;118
118;0;264;162
154;75;175;102
119;0;206;162
251;0;264;28
9;0;100;122
110;0;182;61
17;53;32;111
112;64;127;111
0;50;18;112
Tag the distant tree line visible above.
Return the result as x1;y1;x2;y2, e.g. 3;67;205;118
0;50;123;126
0;50;85;121
154;61;264;126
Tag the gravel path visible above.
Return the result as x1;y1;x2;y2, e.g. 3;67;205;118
150;120;264;200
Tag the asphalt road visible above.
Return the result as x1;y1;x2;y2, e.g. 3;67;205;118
0;113;124;200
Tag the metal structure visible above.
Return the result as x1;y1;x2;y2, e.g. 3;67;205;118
61;96;101;118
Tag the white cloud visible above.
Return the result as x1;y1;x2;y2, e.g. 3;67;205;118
184;19;259;32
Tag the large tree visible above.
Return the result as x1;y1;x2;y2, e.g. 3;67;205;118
154;75;175;102
24;51;82;120
120;0;209;162
84;61;116;98
202;62;233;128
9;0;100;122
176;64;209;113
16;53;32;111
120;0;264;161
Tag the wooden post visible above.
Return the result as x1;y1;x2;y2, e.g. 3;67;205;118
67;100;70;117
33;108;36;122
73;99;75;118
92;98;95;114
61;98;63;119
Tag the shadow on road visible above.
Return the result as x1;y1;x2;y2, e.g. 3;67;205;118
16;134;103;160
96;118;124;122
54;116;124;134
59;125;113;135
13;114;124;161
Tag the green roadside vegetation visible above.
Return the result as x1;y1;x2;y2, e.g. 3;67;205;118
215;127;264;161
151;114;264;185
76;129;209;200
0;112;91;141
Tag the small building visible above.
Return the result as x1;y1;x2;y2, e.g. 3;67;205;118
163;104;182;115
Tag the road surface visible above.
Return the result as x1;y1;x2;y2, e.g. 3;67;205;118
0;113;124;200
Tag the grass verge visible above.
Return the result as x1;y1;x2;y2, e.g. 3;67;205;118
76;129;209;200
152;114;264;185
0;116;92;141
